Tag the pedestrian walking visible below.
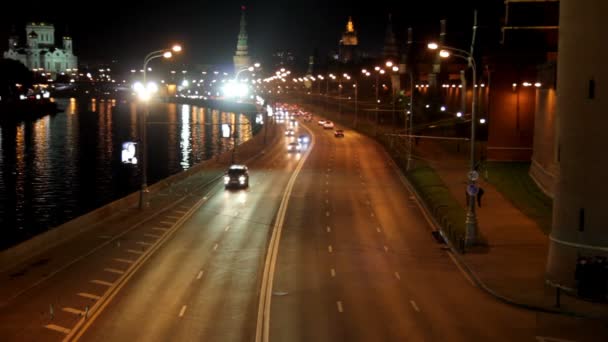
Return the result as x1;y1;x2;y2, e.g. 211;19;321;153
477;187;485;208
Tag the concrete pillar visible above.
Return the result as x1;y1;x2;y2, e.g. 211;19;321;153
546;0;608;289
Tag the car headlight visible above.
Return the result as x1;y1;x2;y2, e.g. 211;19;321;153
224;176;230;184
304;137;309;143
239;175;246;184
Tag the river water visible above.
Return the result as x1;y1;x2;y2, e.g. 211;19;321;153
0;98;256;250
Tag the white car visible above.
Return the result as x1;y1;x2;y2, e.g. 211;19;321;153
287;142;302;153
323;121;335;129
318;120;326;126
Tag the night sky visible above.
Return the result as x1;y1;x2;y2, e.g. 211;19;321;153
1;0;503;70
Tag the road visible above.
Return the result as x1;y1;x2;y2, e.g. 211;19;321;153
0;109;606;341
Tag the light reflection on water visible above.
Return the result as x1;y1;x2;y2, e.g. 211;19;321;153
0;98;257;250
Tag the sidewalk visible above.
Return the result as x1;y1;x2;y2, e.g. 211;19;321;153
414;138;608;320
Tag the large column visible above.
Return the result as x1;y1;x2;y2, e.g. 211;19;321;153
546;0;608;289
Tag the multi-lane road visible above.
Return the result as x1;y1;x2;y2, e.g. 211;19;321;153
0;109;606;341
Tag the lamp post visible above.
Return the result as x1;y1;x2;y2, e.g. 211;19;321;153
406;70;414;171
353;83;358;128
138;44;181;209
429;42;477;247
386;61;399;127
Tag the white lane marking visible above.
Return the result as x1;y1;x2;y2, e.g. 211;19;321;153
114;258;134;265
77;292;101;300
104;268;125;275
326;226;331;233
136;241;153;246
395;272;401;280
127;249;143;255
166;215;180;219
410;300;420;312
376;227;381;233
326;181;329;185
152;227;168;232
325;199;329;204
331;269;336;277
327;168;331;172
225;226;231;232
179;305;187;317
144;234;161;239
328;245;333;253
160;221;174;225
63;307;85;315
45;324;71;334
535;337;577;342
384;246;389;252
447;251;476;287
326;174;329;178
197;271;204;280
213;244;219;251
337;301;343;313
203;196;208;200
326;211;330;217
370;212;375;217
91;280;113;287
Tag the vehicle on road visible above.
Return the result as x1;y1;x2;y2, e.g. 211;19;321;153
318;119;326;126
323;121;334;129
298;134;310;145
285;128;295;136
287;142;302;153
224;165;249;189
334;129;344;137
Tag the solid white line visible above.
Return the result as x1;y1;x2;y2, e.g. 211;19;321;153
395;272;401;280
136;241;152;246
197;271;204;280
77;292;101;300
328;245;333;253
160;221;174;225
225;226;231;231
45;324;71;334
331;269;336;277
104;268;125;275
63;307;85;315
144;234;161;239
152;227;168;232
326;226;331;233
447;251;476;287
384;246;389;252
114;258;134;265
127;249;143;255
91;280;113;287
410;300;420;312
337;301;343;313
213;244;218;251
179;305;187;317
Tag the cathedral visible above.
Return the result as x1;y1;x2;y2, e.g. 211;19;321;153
338;17;358;63
3;22;78;78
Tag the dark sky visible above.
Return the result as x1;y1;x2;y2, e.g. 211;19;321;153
1;0;503;70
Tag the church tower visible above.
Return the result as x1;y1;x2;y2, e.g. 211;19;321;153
339;16;358;63
233;5;251;73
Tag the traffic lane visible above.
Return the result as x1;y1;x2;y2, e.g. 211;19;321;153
79;127;301;341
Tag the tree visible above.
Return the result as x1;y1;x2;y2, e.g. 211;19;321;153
0;59;33;100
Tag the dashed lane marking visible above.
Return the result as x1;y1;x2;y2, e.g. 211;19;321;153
410;300;420;312
197;271;204;280
127;249;144;255
144;234;161;239
104;268;125;275
328;245;333;253
337;301;343;313
114;258;134;265
160;221;174;225
179;305;187;317
331;269;336;277
213;244;219;251
45;324;71;334
326;226;331;233
136;241;153;246
152;227;168;232
166;215;180;219
376;227;381;233
326;211;330;217
384;246;389;252
91;280;113;287
225;226;231;231
175;210;187;214
77;292;101;300
395;272;401;280
62;307;85;316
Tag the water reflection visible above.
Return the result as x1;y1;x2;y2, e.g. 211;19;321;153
0;98;258;250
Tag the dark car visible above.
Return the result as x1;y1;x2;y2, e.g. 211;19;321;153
334;129;344;137
224;165;249;189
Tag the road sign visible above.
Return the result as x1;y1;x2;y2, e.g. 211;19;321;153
468;170;479;181
467;183;479;196
121;142;138;165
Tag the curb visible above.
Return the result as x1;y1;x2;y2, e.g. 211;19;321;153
379;124;608;322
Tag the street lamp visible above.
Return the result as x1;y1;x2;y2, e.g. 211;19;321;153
429;41;478;247
138;44;182;209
